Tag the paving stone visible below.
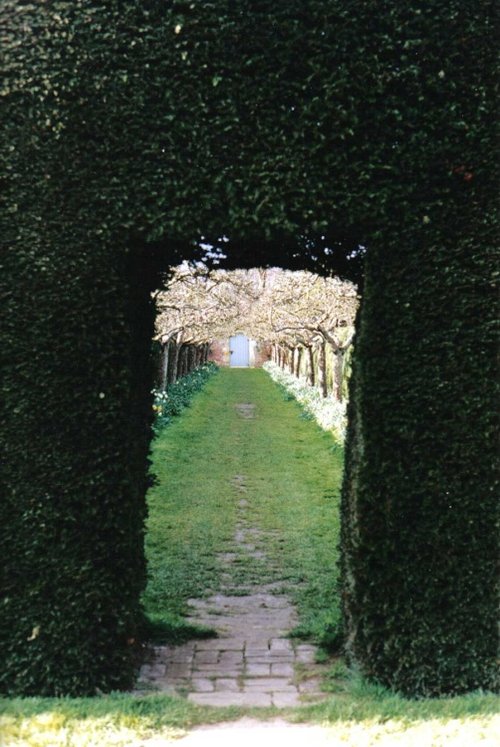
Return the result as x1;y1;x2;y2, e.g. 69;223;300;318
269;638;293;652
296;644;316;653
272;692;302;707
220;659;245;670
271;663;295;677
194;650;219;664
219;651;244;665
194;639;224;651
151;646;173;663
217;639;245;651
245;658;294;668
191;678;215;693
165;662;192;678
246;663;271;676
215;678;241;692
245;646;270;656
193;666;242;678
175;642;197;654
188;692;272;707
243;678;297;692
161;677;190;689
166;647;196;663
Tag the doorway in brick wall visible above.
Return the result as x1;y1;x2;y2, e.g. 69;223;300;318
229;334;250;367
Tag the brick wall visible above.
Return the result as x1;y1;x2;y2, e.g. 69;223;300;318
208;339;271;367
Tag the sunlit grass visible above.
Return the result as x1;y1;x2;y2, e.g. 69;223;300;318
0;694;242;746
298;681;499;746
1;688;497;746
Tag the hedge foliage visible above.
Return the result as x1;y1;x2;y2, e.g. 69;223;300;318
341;233;499;697
0;243;159;695
1;1;497;695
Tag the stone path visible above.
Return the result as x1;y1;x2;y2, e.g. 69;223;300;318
136;403;329;706
138;631;322;707
137;561;328;707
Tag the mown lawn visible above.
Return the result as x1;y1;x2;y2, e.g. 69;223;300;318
1;368;497;745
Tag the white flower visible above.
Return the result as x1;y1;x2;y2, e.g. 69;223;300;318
263;362;346;443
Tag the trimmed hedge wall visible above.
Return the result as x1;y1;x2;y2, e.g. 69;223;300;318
338;3;499;697
341;227;499;697
0;235;160;695
1;0;497;695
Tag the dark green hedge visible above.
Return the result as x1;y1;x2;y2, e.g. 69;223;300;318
0;237;159;695
338;3;499;697
1;0;497;695
341;226;499;697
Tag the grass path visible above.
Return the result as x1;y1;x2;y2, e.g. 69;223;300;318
144;367;343;647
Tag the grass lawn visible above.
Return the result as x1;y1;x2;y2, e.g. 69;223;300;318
1;369;497;745
143;367;343;647
1;684;497;746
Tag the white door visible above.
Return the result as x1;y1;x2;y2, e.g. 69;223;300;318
229;335;250;367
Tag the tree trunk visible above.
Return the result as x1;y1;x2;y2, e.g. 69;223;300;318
187;345;195;374
159;340;169;390
179;345;188;378
169;342;180;385
295;347;303;377
318;340;328;398
333;348;344;401
307;346;315;386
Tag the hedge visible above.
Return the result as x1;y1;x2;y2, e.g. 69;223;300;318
1;1;497;695
341;227;498;696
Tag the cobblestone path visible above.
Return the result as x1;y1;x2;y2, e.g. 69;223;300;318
137;526;329;706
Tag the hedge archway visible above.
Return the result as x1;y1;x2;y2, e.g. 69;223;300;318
1;1;497;697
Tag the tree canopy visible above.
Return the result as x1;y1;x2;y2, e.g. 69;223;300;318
155;264;358;347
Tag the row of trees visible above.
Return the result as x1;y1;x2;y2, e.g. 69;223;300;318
155;264;359;399
154;338;211;389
